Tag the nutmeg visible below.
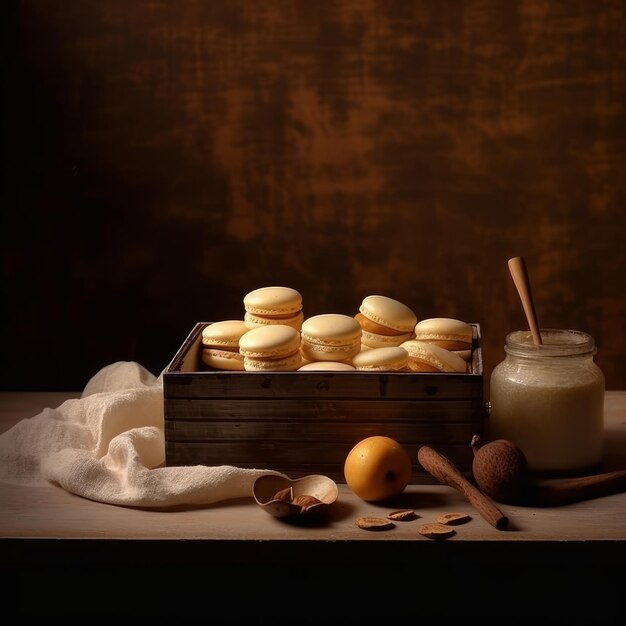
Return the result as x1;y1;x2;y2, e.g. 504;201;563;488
471;435;534;505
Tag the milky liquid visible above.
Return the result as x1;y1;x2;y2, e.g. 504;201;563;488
490;357;605;472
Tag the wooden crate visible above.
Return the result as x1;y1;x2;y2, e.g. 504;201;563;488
163;322;486;483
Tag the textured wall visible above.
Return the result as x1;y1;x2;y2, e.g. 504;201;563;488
3;0;626;391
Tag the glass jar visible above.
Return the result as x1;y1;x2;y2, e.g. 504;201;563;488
489;329;605;474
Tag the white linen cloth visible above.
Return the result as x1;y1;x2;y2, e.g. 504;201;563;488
0;361;282;507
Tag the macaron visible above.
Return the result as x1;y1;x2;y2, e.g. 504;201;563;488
243;286;304;330
239;324;302;371
300;314;362;362
413;318;473;360
201;320;249;371
356;295;417;348
352;346;409;372
297;361;356;371
399;340;468;373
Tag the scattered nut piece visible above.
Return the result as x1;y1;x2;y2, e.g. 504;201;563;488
387;509;418;521
355;517;395;531
437;512;472;525
417;523;456;539
292;494;323;512
272;487;293;502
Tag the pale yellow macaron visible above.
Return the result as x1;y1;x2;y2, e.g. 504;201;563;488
356;295;417;348
413;318;473;359
352;346;409;372
359;328;414;348
399;340;468;373
297;361;356;371
201;320;249;371
244;310;304;331
300;314;362;362
243;286;303;330
239;324;302;371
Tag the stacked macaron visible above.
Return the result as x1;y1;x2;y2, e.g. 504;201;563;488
300;314;362;365
298;361;356;371
399;339;467;373
413;317;473;361
239;324;302;372
352;346;409;372
355;295;417;349
243;286;304;331
201;320;250;371
399;317;474;373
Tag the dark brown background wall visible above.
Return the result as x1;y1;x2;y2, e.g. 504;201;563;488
2;0;625;391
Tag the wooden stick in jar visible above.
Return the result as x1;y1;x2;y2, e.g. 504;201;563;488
508;256;543;345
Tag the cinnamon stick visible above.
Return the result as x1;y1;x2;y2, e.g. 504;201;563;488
535;469;626;507
417;445;509;530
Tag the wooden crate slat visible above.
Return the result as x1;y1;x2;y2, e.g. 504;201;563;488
165;441;473;466
164;397;482;421
164;371;482;400
165;418;479;444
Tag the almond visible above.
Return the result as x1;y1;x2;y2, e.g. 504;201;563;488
355;517;395;531
417;523;456;539
272;487;294;502
387;509;417;521
292;494;323;511
437;512;472;525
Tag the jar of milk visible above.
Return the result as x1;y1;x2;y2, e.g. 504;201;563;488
489;329;605;473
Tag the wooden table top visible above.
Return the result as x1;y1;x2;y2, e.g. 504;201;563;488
2;390;625;619
1;390;625;548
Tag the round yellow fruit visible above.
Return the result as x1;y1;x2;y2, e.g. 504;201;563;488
343;435;413;502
